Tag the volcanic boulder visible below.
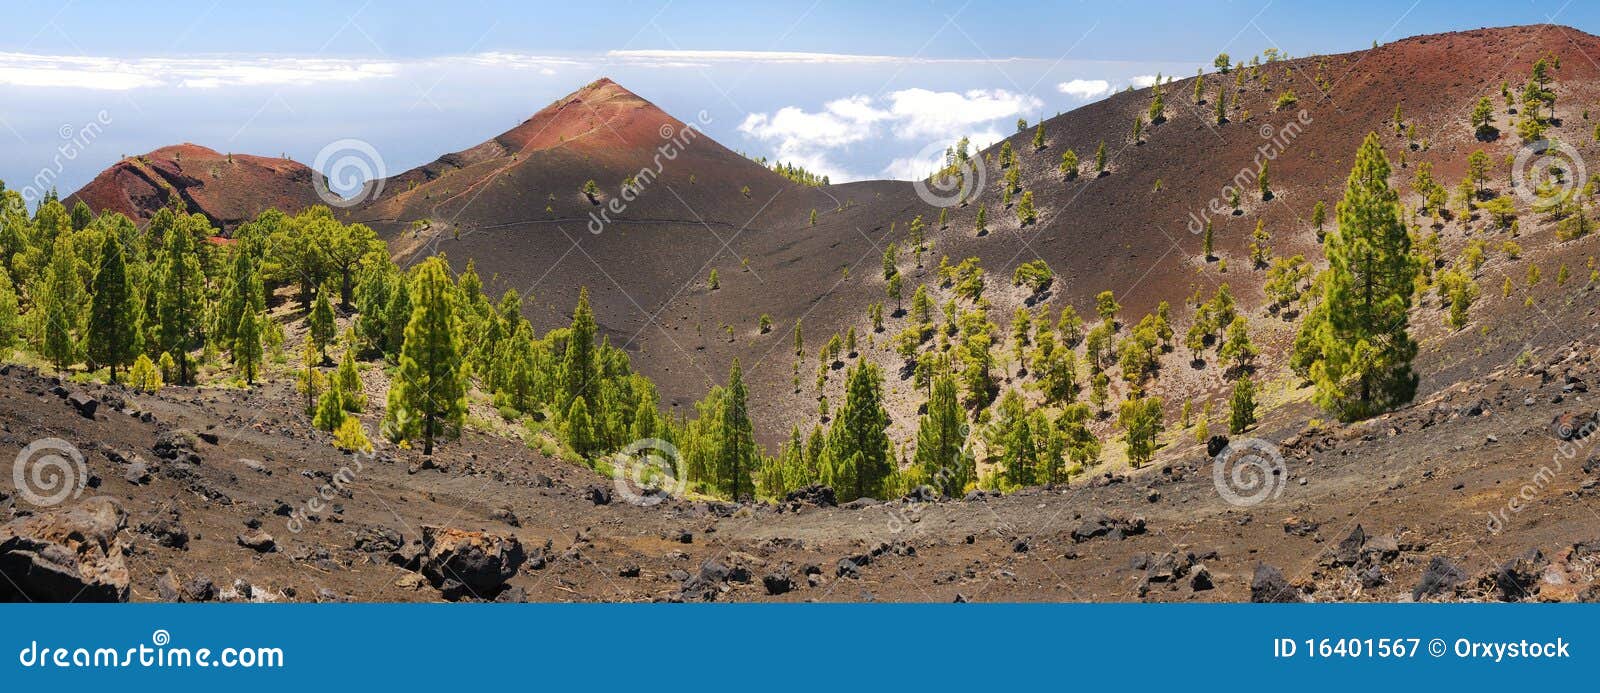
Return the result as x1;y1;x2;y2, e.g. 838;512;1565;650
0;498;131;602
420;525;527;600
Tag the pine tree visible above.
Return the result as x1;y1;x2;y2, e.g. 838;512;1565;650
87;234;139;382
560;287;599;413
1229;375;1257;433
39;237;82;372
129;353;163;392
383;257;468;455
828;361;892;501
333;415;372;453
336;345;363;411
215;248;263;346
1118;396;1163;468
0;267;17;361
1016;191;1037;225
714;360;760;500
565;395;596;457
313;385;346;432
1202;220;1215;259
1094;140;1107;175
233;309;263;384
382;278;411;357
156;218;204;384
914;368;969;496
1297;133;1419;421
309;288;336;361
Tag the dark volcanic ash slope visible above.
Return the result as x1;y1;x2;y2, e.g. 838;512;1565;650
65;143;325;230
350;24;1600;448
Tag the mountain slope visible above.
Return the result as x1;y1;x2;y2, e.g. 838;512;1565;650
65;144;324;229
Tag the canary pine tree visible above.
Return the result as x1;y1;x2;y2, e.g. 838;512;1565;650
914;367;969;496
233;308;263;384
39;237;81;372
829;360;892;501
87;234;139;382
383;257;468;455
713;360;760;500
1296;133;1418;421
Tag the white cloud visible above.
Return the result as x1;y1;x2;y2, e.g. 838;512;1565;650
0;52;399;90
740;88;1039;182
1128;74;1158;88
1056;78;1111;100
606;49;1029;67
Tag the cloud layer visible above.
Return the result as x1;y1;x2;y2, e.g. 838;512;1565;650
739;88;1040;182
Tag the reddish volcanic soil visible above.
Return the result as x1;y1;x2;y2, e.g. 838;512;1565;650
66;144;325;230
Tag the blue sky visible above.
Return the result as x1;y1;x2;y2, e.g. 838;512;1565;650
1;0;1595;201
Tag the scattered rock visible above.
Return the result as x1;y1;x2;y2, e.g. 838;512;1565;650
1412;556;1468;601
1489;549;1547;602
1190;565;1214;591
1250;564;1302;603
419;526;527;600
1283;516;1319;537
583;486;612;506
236;528;276;553
1206;435;1230;458
0;498;130;602
152;429;200;461
762;571;793;595
1070;512;1146;542
66;392;99;419
489;507;520;527
123;460;151;485
352;526;403;554
1551;411;1598;441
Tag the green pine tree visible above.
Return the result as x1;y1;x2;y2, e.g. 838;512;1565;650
914;368;970;496
714;360;760;500
0;267;18;361
382;257;468;455
156;221;205;384
1296;133;1419;421
828;361;892;501
87;234;139;382
309;287;336;361
39;237;82;372
233;309;263;384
